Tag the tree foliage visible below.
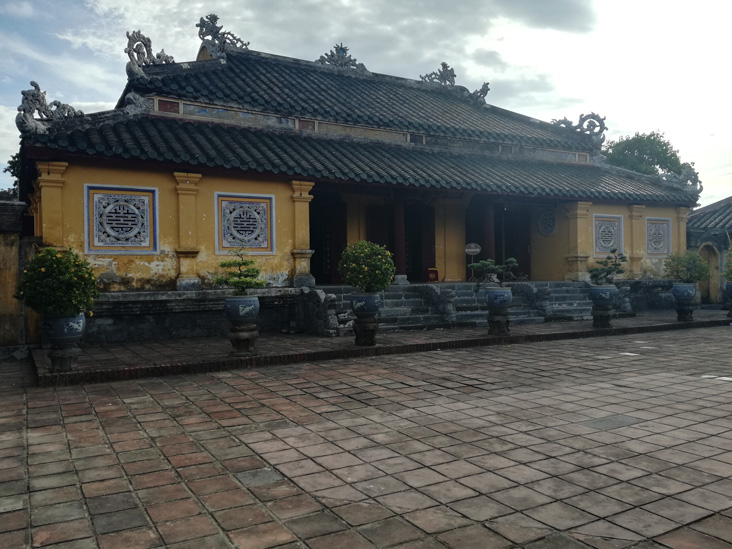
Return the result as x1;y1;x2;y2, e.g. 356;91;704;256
0;153;21;200
602;131;693;176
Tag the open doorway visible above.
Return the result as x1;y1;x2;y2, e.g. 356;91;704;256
699;243;720;303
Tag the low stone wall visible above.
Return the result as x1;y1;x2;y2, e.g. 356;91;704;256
616;280;677;311
84;288;338;344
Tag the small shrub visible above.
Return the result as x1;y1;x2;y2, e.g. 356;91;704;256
338;241;395;293
14;248;99;315
589;248;628;285
664;251;711;283
214;248;266;295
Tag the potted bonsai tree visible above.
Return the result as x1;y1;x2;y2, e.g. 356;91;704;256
338;240;395;345
214;247;266;355
14;247;99;371
469;257;518;335
587;248;627;328
664;250;711;321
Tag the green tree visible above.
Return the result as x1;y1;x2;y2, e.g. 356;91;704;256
0;153;21;200
602;131;693;176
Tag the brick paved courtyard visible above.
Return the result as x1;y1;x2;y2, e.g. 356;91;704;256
1;326;732;548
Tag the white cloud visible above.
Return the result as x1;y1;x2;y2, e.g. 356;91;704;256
1;2;34;18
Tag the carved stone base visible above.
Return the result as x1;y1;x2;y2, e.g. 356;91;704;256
676;306;694;322
353;317;379;346
176;276;202;291
48;346;81;372
228;324;259;356
592;306;613;329
487;313;510;336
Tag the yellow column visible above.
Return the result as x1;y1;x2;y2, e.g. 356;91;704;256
629;204;645;277
434;197;466;282
675;207;689;254
36;162;68;246
291;180;315;287
565;201;591;281
173;172;202;291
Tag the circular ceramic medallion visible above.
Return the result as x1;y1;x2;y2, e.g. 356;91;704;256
101;201;143;240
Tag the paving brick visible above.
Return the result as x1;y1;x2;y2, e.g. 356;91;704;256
31;517;92;546
157;514;220;544
690;515;732;543
97;527;160;549
437;524;511;549
267;494;322;519
0;509;26;533
31;500;86;526
227;521;296;549
147;498;201;522
214;504;271;531
656;527;732;549
359;517;424;546
93;508;149;534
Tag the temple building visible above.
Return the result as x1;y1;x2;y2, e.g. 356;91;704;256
687;196;732;304
14;15;701;292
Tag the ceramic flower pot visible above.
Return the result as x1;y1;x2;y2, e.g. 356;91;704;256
671;283;696;306
42;314;86;348
484;287;512;312
350;293;381;319
224;296;260;327
588;285;619;307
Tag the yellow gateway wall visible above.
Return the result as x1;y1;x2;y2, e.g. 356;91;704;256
31;161;308;290
530;201;688;281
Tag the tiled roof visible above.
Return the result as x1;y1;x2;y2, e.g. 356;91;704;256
124;49;595;152
688;196;732;230
24;113;696;204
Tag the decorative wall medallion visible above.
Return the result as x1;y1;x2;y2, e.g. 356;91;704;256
594;215;622;255
216;193;275;254
538;210;557;236
647;219;671;255
85;185;158;254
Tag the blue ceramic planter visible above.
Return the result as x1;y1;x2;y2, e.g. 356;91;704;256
43;314;86;348
351;293;381;318
224;296;260;326
588;285;618;307
671;283;696;305
484;287;512;312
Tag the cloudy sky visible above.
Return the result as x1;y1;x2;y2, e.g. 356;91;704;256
1;0;729;206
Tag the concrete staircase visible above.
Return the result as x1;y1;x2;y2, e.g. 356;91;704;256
316;281;595;335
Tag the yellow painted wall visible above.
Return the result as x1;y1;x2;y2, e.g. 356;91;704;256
35;161;298;290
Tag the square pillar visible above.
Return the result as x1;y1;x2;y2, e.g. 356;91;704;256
628;204;646;277
37;162;68;246
174;172;202;291
434;197;466;282
291;180;315;287
565;201;591;281
675;207;689;254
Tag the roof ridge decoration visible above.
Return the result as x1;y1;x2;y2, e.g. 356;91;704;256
197;14;250;60
125;30;175;79
658;166;702;195
470;82;490;104
16;81;83;134
315;43;369;73
551;112;607;150
420;62;456;85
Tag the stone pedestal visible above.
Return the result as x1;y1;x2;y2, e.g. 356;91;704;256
676;305;694;322
48;347;81;372
487;313;510;336
353;316;379;346
228;324;259;356
592;305;613;329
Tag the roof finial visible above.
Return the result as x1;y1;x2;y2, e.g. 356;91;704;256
196;14;249;59
16;81;83;134
315;43;368;73
551;113;607;150
125;30;175;79
420;62;456;85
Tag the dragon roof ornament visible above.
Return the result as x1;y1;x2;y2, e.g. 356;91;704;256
658;166;703;195
315;43;368;73
125;30;175;79
551;112;607;150
16;81;83;134
420;62;456;85
197;14;249;59
470;82;490;104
